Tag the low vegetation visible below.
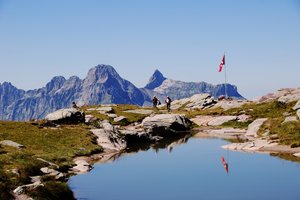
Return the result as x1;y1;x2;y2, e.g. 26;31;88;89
0;121;102;199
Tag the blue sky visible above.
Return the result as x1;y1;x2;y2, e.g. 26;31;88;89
0;0;299;99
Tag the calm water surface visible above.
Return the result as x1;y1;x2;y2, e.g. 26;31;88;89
69;137;300;200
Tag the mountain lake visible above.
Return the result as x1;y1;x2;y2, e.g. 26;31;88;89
69;132;300;200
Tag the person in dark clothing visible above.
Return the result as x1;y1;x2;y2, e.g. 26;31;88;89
72;102;79;109
152;96;159;108
165;96;172;112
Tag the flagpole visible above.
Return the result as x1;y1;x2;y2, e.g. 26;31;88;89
224;52;227;99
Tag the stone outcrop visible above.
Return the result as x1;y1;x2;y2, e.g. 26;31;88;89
142;114;191;136
256;87;300;103
90;120;126;152
245;118;268;138
45;108;85;124
207;116;237;126
293;100;300;110
222;139;278;152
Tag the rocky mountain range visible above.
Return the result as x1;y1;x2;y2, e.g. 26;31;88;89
0;64;244;120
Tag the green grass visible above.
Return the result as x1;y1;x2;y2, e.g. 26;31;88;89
220;120;252;129
0;121;102;198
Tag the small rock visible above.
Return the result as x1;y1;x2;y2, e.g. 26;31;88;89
0;140;24;149
293;100;300;110
282;116;298;124
114;116;127;123
237;114;250;122
72;159;92;173
207;116;237;126
107;114;118;118
283;112;291;117
85;114;97;123
96;107;113;113
293;152;300;157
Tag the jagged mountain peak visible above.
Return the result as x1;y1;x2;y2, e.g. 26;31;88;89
144;69;166;90
85;64;121;85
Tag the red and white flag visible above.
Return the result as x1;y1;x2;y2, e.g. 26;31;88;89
218;55;225;72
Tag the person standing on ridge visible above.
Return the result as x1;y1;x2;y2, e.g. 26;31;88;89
165;96;172;112
152;96;159;108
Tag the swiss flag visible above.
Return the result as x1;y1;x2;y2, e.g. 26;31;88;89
218;55;225;72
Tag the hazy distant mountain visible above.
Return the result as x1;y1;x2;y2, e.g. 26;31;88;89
0;65;243;121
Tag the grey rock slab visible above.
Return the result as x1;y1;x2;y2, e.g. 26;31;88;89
190;116;215;126
237;114;250;122
72;159;92;174
91;121;126;151
207;116;237;126
293;152;300;157
293;100;300;110
113;116;127;123
85;114;97;123
282;116;298;124
246;118;268;138
96;107;113;113
124;109;153;115
0;140;24;149
107;113;118;118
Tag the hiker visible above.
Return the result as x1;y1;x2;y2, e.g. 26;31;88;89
165;96;172;112
152;96;159;108
72;102;79;109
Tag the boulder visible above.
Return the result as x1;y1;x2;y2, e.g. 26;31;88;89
142;114;191;136
207;116;237;126
237;114;250;122
119;125;162;144
293;100;300;110
278;92;300;104
91;121;126;152
45;108;85;124
40;167;64;180
246;118;268;138
85;114;97;123
0;140;24;149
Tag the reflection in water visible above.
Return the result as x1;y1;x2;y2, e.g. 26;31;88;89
92;132;193;166
69;135;300;200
